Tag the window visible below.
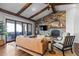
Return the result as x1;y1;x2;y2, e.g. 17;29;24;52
6;19;33;42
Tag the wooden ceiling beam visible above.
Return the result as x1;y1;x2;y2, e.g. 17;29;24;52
54;3;73;5
45;3;72;6
17;3;32;15
49;3;57;13
29;6;49;19
0;8;35;22
52;6;56;13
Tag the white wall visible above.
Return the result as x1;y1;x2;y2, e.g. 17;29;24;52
73;7;79;43
0;11;35;41
56;4;76;35
66;8;76;35
55;4;79;43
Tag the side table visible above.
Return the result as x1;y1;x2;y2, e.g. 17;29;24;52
46;37;55;54
0;40;4;46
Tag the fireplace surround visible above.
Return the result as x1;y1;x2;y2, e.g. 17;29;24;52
51;30;60;38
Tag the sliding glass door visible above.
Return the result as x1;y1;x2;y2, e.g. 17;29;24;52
27;24;32;35
16;22;22;37
23;23;28;35
6;20;15;42
6;19;32;42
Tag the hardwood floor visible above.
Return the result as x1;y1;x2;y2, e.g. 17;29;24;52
0;42;31;56
0;42;75;56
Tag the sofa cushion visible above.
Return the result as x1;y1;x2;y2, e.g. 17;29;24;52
36;35;45;40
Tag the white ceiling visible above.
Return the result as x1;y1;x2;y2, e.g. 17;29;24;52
0;3;53;20
32;9;52;20
21;3;48;18
0;3;26;13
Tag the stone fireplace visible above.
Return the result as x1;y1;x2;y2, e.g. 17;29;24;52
35;11;66;36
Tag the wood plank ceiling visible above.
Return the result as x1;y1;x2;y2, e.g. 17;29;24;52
0;3;71;22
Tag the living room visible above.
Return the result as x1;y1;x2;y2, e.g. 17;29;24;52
0;3;79;56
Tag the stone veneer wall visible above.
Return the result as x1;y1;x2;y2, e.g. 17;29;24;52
35;11;66;36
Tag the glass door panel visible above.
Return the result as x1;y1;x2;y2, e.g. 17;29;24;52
6;20;15;42
16;22;22;37
23;23;27;35
27;24;32;35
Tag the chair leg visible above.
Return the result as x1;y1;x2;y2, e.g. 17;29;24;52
62;50;65;56
71;48;73;53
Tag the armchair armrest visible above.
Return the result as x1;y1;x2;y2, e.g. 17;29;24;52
58;42;64;45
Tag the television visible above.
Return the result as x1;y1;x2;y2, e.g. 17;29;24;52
40;25;47;31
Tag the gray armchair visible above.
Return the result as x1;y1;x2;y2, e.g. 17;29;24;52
54;33;70;44
53;36;75;56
